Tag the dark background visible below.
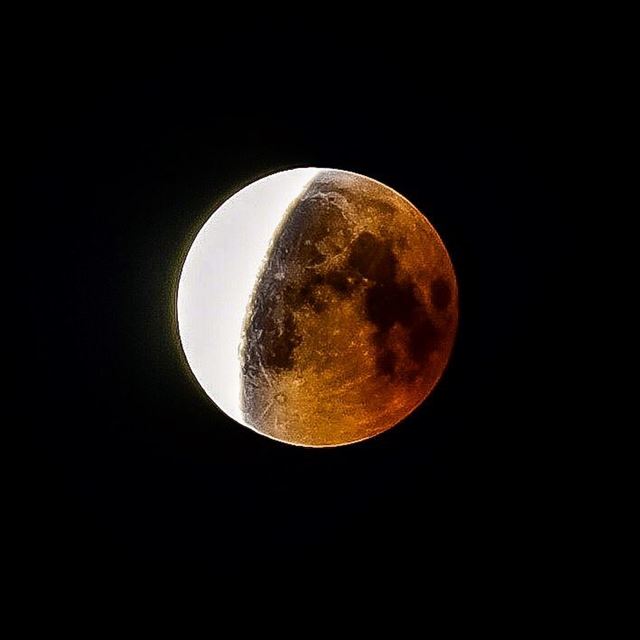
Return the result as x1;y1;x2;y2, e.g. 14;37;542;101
18;30;593;605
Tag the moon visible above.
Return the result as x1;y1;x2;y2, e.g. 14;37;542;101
177;168;458;447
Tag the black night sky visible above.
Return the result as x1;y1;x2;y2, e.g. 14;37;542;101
18;28;594;608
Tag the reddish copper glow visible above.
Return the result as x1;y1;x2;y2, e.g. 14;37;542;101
241;170;458;446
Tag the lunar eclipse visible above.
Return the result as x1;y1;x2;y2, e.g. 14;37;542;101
178;168;458;446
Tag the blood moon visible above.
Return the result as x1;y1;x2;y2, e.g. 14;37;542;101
177;168;458;447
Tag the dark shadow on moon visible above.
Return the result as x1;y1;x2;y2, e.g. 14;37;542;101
242;171;451;406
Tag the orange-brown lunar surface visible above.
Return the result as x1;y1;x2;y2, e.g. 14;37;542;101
241;170;458;446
